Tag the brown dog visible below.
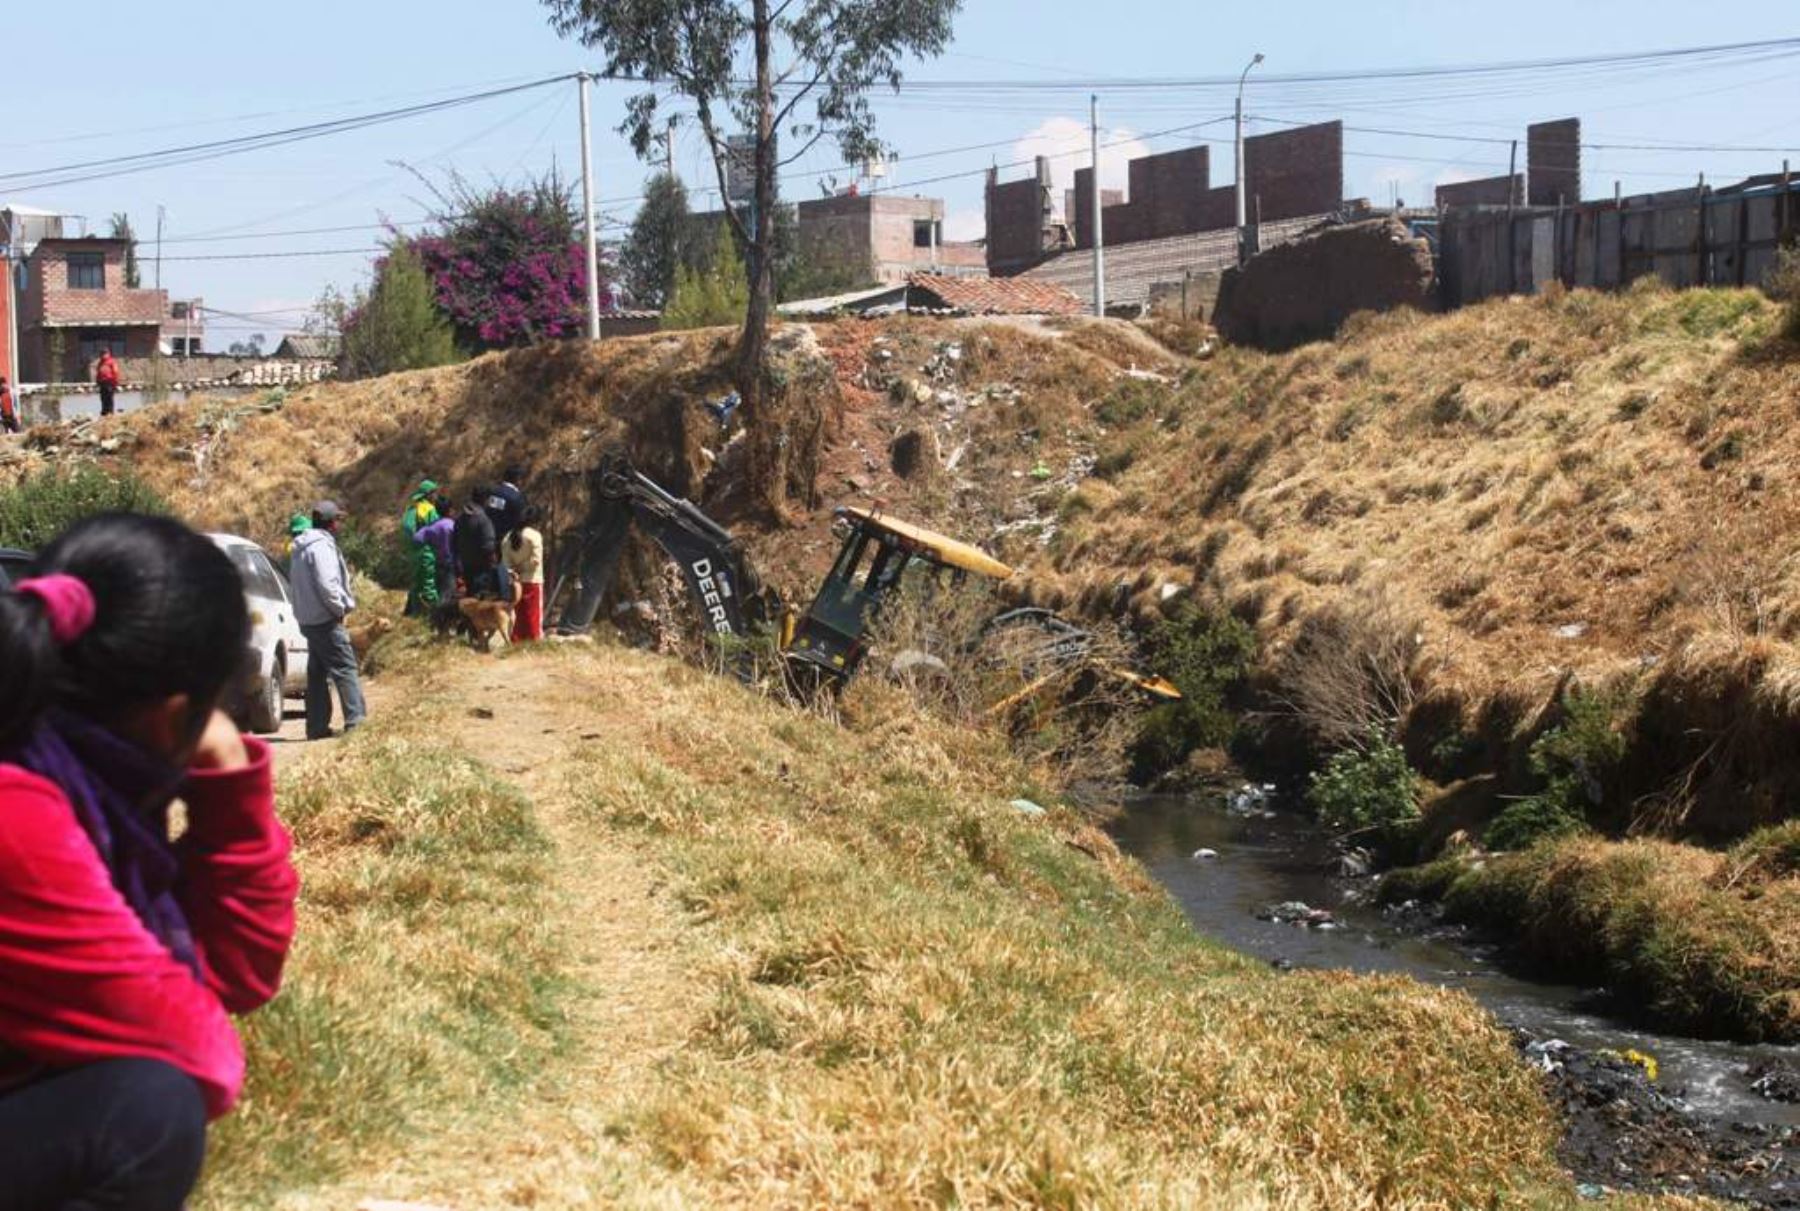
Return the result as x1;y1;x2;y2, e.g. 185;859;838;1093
458;581;521;652
346;617;394;668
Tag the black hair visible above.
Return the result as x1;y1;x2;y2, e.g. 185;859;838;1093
0;513;250;750
468;484;490;504
503;465;524;484
508;505;543;551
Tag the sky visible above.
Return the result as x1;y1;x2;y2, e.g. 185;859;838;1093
4;1;1795;348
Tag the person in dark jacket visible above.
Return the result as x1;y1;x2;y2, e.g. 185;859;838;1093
453;489;505;600
483;467;527;542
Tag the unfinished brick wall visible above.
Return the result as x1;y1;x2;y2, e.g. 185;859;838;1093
1528;118;1581;207
1069;178;1127;246
986;157;1058;274
1243;121;1344;223
1436;175;1523;209
1065;122;1342;252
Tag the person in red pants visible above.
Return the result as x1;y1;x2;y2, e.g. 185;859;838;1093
0;514;299;1211
504;504;546;642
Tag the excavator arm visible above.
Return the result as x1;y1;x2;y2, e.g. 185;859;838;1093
554;463;774;643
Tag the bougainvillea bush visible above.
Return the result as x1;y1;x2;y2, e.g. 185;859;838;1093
402;170;613;350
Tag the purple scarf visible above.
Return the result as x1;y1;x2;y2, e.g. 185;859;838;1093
8;712;200;976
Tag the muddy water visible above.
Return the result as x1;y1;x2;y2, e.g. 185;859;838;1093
1114;794;1800;1129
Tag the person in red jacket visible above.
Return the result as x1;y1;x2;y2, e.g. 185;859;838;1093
0;513;298;1211
0;374;18;434
94;348;121;416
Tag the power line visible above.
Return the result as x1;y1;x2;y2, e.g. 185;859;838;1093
0;75;576;193
1252;113;1800;155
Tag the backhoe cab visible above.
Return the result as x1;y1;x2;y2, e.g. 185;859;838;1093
786;507;1015;684
554;459;1177;702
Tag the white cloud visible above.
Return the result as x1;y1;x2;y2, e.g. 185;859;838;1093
1010;116;1152;200
942;208;984;242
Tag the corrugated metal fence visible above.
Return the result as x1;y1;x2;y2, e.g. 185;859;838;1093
1441;174;1799;306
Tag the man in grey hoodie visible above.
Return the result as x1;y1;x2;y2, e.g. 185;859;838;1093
290;500;367;739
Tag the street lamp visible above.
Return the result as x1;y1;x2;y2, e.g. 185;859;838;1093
1235;52;1264;266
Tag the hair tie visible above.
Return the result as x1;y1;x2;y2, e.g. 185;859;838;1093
15;574;97;646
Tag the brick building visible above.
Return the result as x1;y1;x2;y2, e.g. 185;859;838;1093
164;298;205;356
18;237;169;382
794;193;985;285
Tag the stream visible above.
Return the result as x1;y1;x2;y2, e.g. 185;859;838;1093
1113;791;1798;1202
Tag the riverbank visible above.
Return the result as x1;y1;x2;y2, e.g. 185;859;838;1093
195;642;1693;1209
1116;791;1797;1207
1388;829;1800;1043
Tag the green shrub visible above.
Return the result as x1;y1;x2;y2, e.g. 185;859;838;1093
0;465;168;550
1094;379;1160;428
1306;733;1419;834
1484;797;1586;852
664;223;749;330
1486;686;1629;848
335;518;414;590
1127;604;1256;782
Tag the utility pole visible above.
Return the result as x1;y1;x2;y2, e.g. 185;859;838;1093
154;205;165;290
577;72;601;341
1235;53;1264;267
1090;93;1105;318
665;116;677;179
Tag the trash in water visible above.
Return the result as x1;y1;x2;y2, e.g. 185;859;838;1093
1191;847;1219;861
1257;901;1338;928
1226;782;1279;818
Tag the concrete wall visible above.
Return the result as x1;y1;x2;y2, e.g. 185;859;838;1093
797;193;979;284
1439;176;1798;306
1528;118;1581;208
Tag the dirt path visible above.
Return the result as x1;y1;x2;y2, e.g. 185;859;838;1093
274;653;698;1209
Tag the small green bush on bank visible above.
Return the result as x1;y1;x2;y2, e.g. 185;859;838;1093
1306;733;1420;835
1128;604;1256;782
0;465;167;550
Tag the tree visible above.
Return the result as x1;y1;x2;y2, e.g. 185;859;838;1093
664;223;749;330
621;172;702;308
227;334;266;357
544;0;963;515
338;242;460;379
108;214;140;289
403;168;602;349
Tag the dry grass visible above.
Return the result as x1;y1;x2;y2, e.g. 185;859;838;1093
196;728;565;1206
184;642;1711;1209
1443;833;1800;1042
1035;285;1800;828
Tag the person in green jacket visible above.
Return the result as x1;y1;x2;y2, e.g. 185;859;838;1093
401;479;440;616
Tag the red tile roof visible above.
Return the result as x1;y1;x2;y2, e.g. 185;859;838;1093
906;273;1084;316
42;290;167;326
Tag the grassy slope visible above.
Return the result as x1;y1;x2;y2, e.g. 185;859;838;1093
198;642;1704;1210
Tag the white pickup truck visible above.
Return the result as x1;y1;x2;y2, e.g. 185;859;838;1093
209;533;310;734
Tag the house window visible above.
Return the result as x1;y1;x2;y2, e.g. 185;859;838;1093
913;220;934;249
171;301;190;319
66;252;105;290
77;332;127;366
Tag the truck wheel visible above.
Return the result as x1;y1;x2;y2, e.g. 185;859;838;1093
247;663;284;734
